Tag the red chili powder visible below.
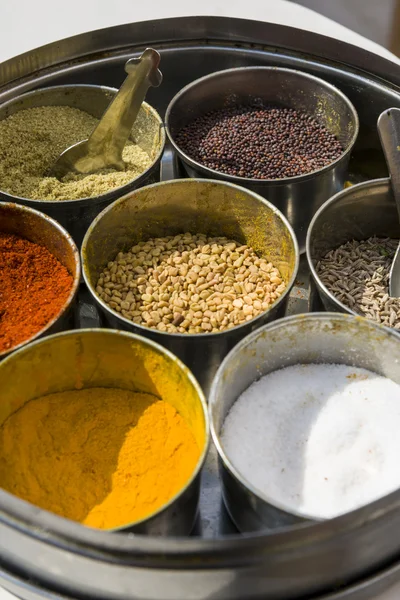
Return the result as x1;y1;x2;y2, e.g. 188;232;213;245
0;232;74;352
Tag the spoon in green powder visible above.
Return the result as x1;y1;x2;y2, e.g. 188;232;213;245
48;48;162;180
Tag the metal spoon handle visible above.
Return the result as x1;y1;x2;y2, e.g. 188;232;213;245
84;48;162;169
377;108;400;221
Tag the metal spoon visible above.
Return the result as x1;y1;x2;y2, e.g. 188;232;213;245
377;107;400;297
48;48;162;180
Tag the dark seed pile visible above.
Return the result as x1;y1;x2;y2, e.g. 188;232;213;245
176;106;344;179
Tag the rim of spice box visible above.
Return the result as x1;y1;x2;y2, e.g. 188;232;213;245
81;178;300;339
165;66;359;185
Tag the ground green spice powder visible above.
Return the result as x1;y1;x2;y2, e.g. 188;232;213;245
0;106;152;201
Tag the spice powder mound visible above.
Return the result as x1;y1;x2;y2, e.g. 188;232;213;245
0;388;200;529
0;106;152;201
0;232;73;352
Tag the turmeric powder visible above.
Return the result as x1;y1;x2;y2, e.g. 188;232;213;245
0;387;200;529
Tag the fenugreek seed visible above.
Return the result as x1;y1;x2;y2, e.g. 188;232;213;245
216;308;225;321
149;311;161;324
172;313;185;327
96;233;285;334
199;290;212;299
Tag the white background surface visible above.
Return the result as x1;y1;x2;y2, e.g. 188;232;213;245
0;1;400;598
0;0;400;64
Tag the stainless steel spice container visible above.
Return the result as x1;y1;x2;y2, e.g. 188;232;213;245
306;178;398;314
0;85;165;246
210;312;400;531
0;328;208;535
0;201;80;361
165;67;359;252
81;178;299;395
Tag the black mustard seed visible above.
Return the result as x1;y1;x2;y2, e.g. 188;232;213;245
175;106;343;179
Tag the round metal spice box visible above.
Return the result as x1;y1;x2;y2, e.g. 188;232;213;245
0;201;80;361
0;328;208;535
81;178;299;393
165;67;359;251
4;14;400;600
0;85;165;246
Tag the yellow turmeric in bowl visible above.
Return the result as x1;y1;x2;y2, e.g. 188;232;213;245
0;388;200;529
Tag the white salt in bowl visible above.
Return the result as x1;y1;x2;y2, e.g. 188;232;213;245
209;312;400;532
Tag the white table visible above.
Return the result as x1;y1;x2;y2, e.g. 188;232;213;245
0;1;399;598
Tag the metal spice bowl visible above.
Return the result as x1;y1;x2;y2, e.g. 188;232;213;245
0;201;80;361
0;328;209;535
81;178;299;395
306;178;399;317
0;85;165;247
165;67;359;252
210;312;400;531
